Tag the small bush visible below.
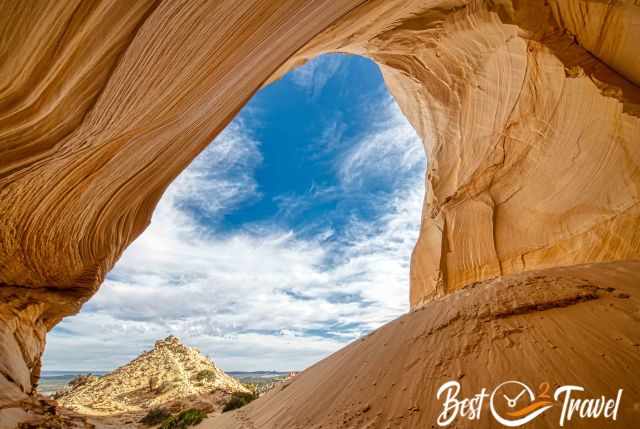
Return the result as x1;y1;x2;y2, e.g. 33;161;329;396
160;409;207;429
160;416;177;429
68;374;97;388
222;391;258;412
177;409;207;426
140;408;171;426
194;369;217;382
242;382;257;392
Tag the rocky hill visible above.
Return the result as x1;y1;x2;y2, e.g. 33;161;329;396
2;1;640;428
56;336;247;415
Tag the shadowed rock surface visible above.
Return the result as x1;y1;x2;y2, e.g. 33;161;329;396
0;0;639;427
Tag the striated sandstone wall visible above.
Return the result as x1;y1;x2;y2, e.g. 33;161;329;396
0;0;639;425
273;0;640;306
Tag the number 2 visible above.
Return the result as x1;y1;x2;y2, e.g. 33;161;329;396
538;382;551;399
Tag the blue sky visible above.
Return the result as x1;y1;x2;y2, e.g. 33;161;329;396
43;54;426;372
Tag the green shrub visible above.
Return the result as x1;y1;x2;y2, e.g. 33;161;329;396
176;409;207;427
160;409;207;429
140;408;171;426
160;416;177;429
194;369;217;382
242;382;256;391
222;391;258;412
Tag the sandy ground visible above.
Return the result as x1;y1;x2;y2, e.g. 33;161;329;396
200;261;640;429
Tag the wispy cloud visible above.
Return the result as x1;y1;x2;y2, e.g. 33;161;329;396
338;102;425;190
289;55;344;98
44;78;425;373
167;120;262;225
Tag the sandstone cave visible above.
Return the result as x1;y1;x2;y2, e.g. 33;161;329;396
1;1;639;428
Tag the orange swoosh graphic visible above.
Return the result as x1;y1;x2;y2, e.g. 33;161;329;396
506;401;553;418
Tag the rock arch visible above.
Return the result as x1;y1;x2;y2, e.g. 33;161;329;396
1;0;639;427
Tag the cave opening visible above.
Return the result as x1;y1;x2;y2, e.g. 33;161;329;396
3;1;640;427
39;53;427;392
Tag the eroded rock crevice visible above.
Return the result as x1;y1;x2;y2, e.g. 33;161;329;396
0;286;91;425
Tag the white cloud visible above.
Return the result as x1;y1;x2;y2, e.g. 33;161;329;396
166;120;262;224
339;101;425;189
289;54;344;97
44;88;426;373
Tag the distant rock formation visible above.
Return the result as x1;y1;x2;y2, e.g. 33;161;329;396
0;0;639;428
56;336;247;415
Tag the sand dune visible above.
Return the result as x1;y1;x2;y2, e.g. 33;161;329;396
202;262;640;428
1;1;639;427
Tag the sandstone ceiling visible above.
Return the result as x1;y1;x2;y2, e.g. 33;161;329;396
0;0;639;427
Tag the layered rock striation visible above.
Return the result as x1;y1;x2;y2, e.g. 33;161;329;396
1;0;639;427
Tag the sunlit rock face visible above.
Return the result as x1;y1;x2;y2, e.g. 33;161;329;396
0;0;639;427
56;335;247;415
202;262;640;429
288;0;640;307
303;0;640;308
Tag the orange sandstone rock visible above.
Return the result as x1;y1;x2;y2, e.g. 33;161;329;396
0;1;639;427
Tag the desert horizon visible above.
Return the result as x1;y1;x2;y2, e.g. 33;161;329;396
1;1;639;428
